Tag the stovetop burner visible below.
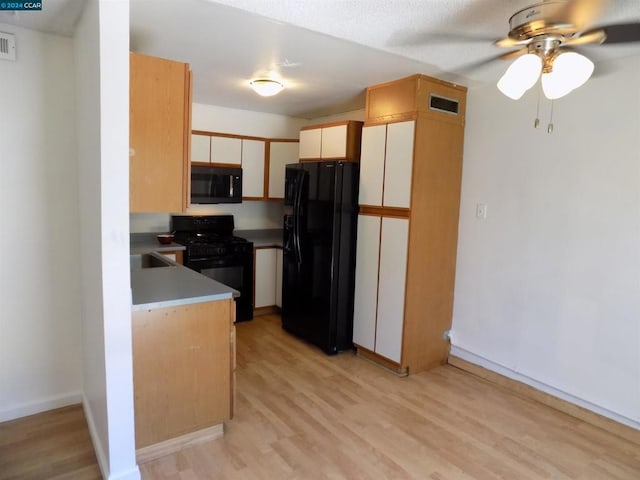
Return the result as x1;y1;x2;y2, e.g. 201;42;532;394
174;233;248;247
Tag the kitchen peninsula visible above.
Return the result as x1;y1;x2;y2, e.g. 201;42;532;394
130;251;237;462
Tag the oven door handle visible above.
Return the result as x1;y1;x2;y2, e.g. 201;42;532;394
229;175;234;198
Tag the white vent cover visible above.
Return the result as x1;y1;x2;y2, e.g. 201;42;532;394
0;32;16;61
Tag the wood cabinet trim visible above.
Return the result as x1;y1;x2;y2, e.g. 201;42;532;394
183;69;192;212
192;130;268;142
358;205;410;218
355;345;408;376
300;120;360;131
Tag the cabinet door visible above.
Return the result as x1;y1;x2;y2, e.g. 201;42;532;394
130;53;189;213
358;124;386;206
191;134;211;163
255;248;277;308
320;124;347;158
268;141;298;199
211;136;242;165
275;248;283;308
299;128;321;159
383;120;415;209
352;215;381;351
375;217;409;363
242;139;265;198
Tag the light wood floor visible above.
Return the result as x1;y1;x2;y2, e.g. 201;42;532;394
0;404;101;480
141;314;640;479
2;315;639;479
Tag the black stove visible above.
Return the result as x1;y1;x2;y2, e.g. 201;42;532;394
172;215;254;321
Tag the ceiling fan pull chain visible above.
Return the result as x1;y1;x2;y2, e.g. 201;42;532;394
534;84;541;129
547;99;554;134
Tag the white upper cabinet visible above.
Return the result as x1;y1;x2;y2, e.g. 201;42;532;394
383;121;414;209
358;124;386;206
211;136;242;165
268;141;299;199
241;139;265;198
358;120;414;209
299;122;361;161
191;134;211;163
299;128;322;159
320;125;348;159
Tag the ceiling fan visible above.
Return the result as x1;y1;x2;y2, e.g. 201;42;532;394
491;0;640;100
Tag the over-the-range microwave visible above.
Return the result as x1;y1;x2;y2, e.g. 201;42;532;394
191;166;242;204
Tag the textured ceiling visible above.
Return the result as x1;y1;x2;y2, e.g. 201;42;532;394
2;0;639;118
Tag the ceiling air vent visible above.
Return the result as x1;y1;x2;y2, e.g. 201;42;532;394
0;32;16;61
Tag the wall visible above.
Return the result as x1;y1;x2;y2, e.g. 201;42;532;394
75;1;140;479
130;102;309;233
0;24;82;421
452;55;640;429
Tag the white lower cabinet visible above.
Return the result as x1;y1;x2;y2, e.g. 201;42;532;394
353;215;409;363
254;248;277;308
275;248;283;308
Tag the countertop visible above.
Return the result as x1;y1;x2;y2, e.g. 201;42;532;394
235;229;283;248
130;233;240;311
130;232;186;255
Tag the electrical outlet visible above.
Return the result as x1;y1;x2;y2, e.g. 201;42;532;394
476;203;487;219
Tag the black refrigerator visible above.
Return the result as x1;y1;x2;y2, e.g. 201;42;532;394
282;161;359;355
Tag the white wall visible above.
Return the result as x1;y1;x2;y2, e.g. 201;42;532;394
0;24;82;421
75;1;139;479
452;55;640;429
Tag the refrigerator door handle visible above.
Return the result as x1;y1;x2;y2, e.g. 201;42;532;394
294;171;305;268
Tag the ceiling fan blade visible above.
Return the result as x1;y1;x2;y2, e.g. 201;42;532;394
550;0;610;31
387;30;496;48
500;47;529;61
590;23;640;44
564;28;607;46
495;37;531;49
454;48;527;75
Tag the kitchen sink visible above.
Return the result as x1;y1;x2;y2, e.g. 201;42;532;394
130;253;175;269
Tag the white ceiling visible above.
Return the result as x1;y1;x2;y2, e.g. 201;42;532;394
2;0;640;118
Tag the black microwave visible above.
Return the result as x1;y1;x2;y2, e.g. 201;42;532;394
191;166;242;204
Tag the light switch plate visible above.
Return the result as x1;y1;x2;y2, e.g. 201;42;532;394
476;203;487;219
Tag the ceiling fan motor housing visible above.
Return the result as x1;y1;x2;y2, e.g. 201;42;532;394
509;1;575;40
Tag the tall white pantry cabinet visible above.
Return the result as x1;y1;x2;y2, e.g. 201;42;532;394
352;74;467;375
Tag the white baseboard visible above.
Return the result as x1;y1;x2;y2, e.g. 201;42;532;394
450;345;640;431
0;391;82;422
82;395;109;479
82;395;141;480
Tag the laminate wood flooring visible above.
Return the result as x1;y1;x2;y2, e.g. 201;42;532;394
0;404;101;480
140;314;640;480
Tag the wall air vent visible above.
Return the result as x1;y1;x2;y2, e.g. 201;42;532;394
429;94;459;115
0;32;16;61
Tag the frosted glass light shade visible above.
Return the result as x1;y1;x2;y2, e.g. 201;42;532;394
497;54;543;100
250;79;284;96
541;52;594;99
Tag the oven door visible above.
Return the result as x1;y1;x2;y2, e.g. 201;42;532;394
185;257;254;321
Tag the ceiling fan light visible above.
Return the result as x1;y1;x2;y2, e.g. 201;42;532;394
249;78;284;97
541;52;594;100
497;53;542;100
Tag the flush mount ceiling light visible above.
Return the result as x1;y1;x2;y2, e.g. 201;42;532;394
249;78;284;97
